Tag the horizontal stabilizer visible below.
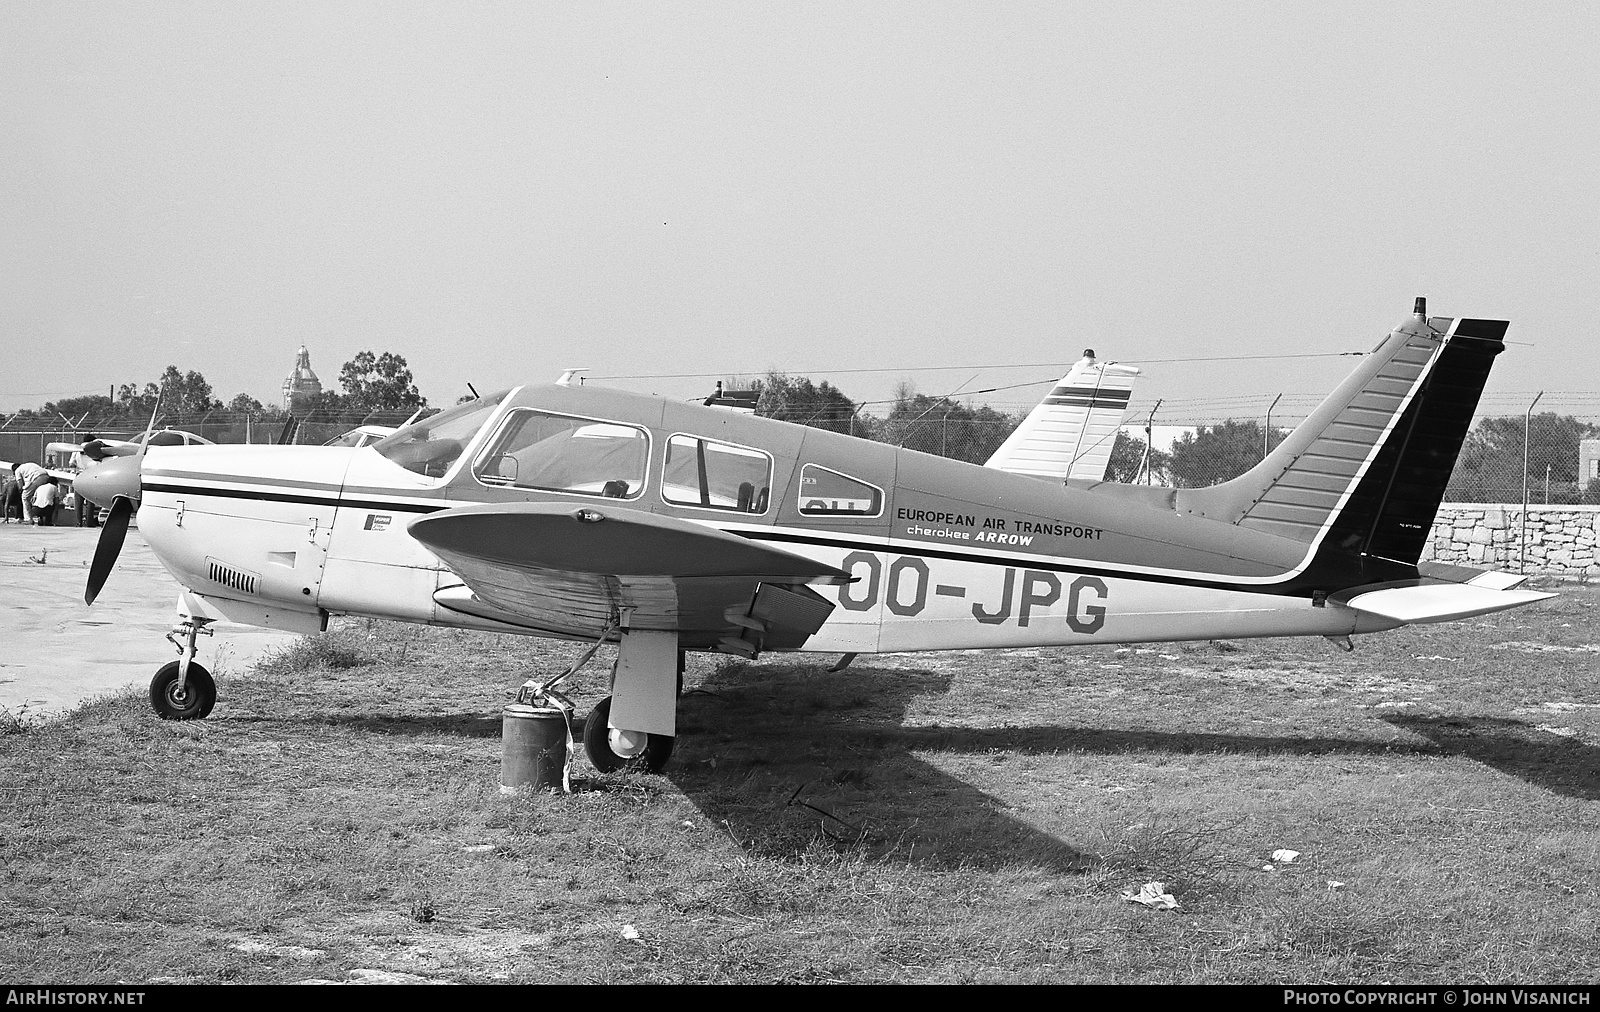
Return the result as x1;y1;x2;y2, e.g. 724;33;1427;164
1415;560;1529;591
1342;584;1554;625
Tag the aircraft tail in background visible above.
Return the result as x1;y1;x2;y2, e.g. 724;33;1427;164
985;351;1140;482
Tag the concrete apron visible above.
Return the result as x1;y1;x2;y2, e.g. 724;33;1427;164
0;524;303;723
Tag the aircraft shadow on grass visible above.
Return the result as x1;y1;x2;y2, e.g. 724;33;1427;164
264;666;1600;870
665;661;1099;872
664;664;1600;868
1383;714;1600;802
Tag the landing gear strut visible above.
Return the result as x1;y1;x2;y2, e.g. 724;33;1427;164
152;618;216;720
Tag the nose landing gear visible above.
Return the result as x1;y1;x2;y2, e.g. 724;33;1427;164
151;618;217;720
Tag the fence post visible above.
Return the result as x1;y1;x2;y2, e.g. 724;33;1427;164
1521;391;1543;573
1264;393;1281;460
1142;400;1161;484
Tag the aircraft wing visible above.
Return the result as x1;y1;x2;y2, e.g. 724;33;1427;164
409;502;847;654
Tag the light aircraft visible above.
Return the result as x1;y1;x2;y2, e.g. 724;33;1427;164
321;424;397;449
321;409;423;448
46;429;215;467
73;299;1553;774
0;430;217;520
2;429;215;484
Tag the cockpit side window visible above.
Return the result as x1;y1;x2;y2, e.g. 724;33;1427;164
662;434;772;513
472;410;648;499
372;390;511;478
797;464;883;517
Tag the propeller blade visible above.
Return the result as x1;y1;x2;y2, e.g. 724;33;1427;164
85;496;133;606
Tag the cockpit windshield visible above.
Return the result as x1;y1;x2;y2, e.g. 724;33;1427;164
371;389;513;478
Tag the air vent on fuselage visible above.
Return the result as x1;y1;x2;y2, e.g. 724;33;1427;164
206;557;259;596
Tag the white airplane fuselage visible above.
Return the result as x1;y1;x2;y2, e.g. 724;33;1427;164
135;437;1400;657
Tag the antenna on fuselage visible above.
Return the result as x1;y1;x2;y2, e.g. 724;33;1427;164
556;369;590;387
466;382;480;399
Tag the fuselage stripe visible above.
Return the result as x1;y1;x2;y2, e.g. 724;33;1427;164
142;481;446;514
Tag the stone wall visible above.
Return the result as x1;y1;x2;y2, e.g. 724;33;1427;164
1423;504;1600;576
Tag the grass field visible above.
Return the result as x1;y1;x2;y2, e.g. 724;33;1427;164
3;582;1598;984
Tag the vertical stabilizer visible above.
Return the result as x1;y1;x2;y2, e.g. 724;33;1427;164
1180;305;1507;586
986;351;1140;481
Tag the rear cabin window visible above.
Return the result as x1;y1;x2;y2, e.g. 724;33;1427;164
474;410;648;498
797;464;883;517
662;434;772;513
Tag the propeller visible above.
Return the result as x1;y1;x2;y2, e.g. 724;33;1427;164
82;385;162;606
85;496;133;605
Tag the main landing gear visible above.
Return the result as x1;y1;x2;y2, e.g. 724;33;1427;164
582;695;675;773
518;622;682;775
151;618;217;720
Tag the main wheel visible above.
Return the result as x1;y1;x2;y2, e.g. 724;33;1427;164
150;661;216;720
582;696;674;773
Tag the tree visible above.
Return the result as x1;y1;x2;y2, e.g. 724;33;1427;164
155;366;222;416
747;372;861;434
339;351;426;411
1450;413;1600;504
40;393;114;422
110;366;221;421
879;388;1020;464
1166;419;1281;488
1106;431;1171;484
227;393;265;414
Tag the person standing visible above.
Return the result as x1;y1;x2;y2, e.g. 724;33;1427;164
75;488;99;527
32;477;60;526
0;476;20;522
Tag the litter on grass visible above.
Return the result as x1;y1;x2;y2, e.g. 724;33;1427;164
1121;882;1179;910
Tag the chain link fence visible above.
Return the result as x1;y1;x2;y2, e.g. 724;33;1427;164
8;398;1600;507
0;409;423;469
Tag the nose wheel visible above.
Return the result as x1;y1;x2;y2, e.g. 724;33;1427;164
150;661;216;720
150;616;217;720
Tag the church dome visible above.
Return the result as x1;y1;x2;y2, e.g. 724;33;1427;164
282;345;323;410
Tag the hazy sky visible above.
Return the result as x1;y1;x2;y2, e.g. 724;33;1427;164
3;3;1596;425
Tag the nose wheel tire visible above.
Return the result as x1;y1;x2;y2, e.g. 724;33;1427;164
150;661;216;720
582;696;674;773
